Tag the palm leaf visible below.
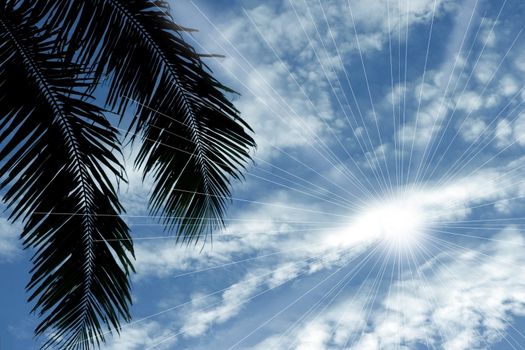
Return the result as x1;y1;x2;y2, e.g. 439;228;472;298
45;0;256;242
0;2;134;349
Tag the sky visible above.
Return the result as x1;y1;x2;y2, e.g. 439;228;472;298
2;0;525;349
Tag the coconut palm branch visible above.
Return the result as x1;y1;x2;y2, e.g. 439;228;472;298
0;0;255;348
0;1;133;348
45;0;256;241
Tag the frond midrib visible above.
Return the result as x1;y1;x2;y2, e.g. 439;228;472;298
0;13;99;334
107;0;214;202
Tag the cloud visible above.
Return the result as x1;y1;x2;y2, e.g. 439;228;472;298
182;272;263;337
251;228;525;350
104;321;177;350
128;156;525;345
499;74;520;97
493;113;525;149
455;90;483;112
495;118;513;148
117;143;153;218
0;215;21;262
459;117;487;142
379;0;525;160
474;53;499;84
182;0;455;163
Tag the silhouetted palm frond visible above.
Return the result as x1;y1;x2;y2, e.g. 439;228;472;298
1;0;255;348
0;2;134;348
45;0;256;242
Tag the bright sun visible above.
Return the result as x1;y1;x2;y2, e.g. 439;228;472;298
352;197;426;249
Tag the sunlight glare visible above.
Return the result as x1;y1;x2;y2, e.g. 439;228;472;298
351;196;426;249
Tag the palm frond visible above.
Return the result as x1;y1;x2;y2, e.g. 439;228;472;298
46;0;256;242
0;2;134;349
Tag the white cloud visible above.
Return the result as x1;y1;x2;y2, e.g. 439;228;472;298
479;17;497;48
512;113;525;146
499;74;519;97
117;144;153;218
386;0;479;149
495;118;513;148
455;90;483;112
252;228;525;350
459;117;487;142
182;272;262;337
475;54;499;84
493;113;525;148
184;0;455;162
362;143;389;169
104;321;177;350
129;158;525;344
0;216;21;262
388;15;525;153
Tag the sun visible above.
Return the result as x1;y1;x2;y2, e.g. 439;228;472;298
351;196;427;249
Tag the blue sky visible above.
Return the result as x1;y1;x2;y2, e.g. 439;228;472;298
2;0;525;349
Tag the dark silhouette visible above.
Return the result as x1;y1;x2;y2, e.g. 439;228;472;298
0;0;255;348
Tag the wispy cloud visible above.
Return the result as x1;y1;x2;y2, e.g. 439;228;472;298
253;228;525;350
0;214;21;262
